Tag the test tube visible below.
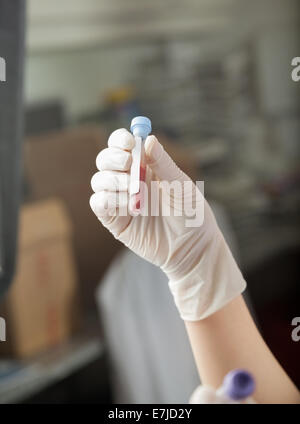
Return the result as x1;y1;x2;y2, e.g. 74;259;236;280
217;369;255;403
129;116;152;215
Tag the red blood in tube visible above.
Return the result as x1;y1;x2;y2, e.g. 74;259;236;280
140;164;146;182
134;165;146;211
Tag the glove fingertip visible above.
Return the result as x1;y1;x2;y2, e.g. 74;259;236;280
145;135;163;163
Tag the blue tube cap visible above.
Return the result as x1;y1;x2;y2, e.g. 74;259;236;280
223;369;255;400
130;116;152;139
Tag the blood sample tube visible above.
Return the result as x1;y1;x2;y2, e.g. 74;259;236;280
129;116;152;215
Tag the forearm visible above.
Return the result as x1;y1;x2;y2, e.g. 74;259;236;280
185;294;300;404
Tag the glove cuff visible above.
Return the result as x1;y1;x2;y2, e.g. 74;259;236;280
167;232;247;321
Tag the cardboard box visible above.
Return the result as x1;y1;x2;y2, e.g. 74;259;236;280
24;126;121;314
0;198;79;358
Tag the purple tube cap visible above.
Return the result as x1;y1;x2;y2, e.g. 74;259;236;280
223;369;255;400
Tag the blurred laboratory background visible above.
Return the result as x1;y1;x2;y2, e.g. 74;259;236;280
0;0;299;403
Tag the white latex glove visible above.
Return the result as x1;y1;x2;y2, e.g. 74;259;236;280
90;129;246;320
189;385;256;404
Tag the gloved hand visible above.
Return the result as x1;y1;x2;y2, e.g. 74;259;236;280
90;128;246;320
189;385;256;404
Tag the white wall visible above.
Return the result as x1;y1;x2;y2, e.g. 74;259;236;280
24;0;239;121
25;0;299;123
26;0;235;52
25;44;158;121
